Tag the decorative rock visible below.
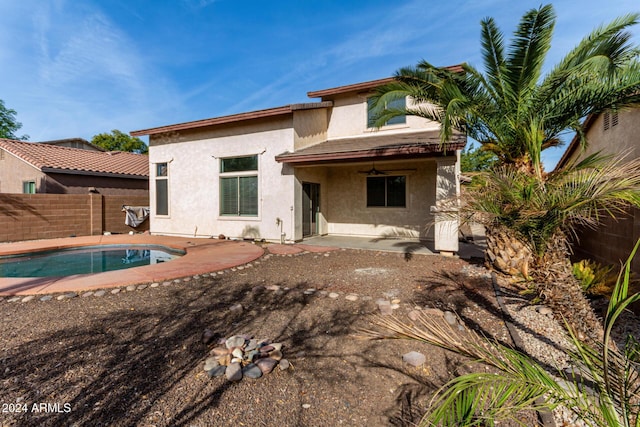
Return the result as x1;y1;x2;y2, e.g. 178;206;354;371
150;283;160;288
265;284;280;291
231;357;243;364
57;292;77;301
408;310;422;322
202;329;217;345
245;350;260;362
259;345;275;353
203;357;220;371
229;303;243;312
7;296;21;303
391;298;401;304
256;358;278;374
225;362;243;381
303;288;316;295
225;336;246;349
278;359;290;371
21;296;35;303
39;295;53;302
224;363;242;381
377;300;393;316
242;363;263;379
245;339;259;352
403;351;426;367
231;348;244;359
302;404;311;409
126;285;136;291
345;294;358;301
137;284;147;291
211;347;230;356
94;290;107;297
443;311;458;326
537;306;553;316
81;292;94;298
269;350;283;361
207;365;226;378
270;343;283;352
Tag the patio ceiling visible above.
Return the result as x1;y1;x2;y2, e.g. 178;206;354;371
275;130;466;165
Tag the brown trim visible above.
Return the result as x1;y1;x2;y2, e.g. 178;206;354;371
275;141;465;165
555;113;597;170
306;65;465;99
130;102;333;137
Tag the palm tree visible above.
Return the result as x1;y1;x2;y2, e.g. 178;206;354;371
361;241;640;427
370;4;640;341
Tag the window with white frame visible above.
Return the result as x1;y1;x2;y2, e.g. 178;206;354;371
220;155;258;216
155;162;169;216
366;176;406;207
367;96;406;128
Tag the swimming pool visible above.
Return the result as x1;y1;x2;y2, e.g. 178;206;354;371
0;245;185;277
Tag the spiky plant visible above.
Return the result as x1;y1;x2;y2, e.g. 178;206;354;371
370;4;640;340
361;240;640;427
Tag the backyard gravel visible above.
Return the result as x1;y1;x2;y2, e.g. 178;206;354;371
0;243;623;426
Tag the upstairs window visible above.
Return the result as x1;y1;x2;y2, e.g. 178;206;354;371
155;162;169;216
367;97;406;128
220;155;258;217
366;176;406;207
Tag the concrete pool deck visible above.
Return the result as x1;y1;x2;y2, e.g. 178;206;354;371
0;234;265;296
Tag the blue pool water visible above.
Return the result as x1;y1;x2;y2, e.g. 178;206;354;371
0;245;184;277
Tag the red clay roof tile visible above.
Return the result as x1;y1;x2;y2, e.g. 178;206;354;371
0;139;148;178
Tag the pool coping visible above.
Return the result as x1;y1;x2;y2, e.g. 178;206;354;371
0;234;264;296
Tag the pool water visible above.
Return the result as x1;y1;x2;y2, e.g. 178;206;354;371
0;245;184;277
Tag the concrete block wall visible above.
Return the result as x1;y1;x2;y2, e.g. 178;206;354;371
572;205;640;273
0;194;150;243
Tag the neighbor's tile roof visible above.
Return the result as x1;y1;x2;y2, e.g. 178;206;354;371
0;139;148;178
275;130;466;164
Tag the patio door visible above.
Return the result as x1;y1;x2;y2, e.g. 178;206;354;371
302;182;320;237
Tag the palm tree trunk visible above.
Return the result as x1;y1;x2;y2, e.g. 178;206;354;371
485;225;532;278
532;233;604;343
486;226;604;343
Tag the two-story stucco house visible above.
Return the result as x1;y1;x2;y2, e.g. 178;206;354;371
131;76;466;253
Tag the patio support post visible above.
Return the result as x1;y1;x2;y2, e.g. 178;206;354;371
431;154;460;254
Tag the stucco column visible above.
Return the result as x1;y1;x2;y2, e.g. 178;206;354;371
431;153;460;254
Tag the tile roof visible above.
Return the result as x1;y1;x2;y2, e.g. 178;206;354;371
0;139;148;178
275;130;466;164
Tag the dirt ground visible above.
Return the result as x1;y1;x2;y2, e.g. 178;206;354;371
0;247;533;426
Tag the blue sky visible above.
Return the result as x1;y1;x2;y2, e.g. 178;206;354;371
0;0;638;169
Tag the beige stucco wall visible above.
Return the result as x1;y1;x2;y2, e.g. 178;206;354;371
0;150;45;193
293;108;328;151
565;109;640;164
315;159;439;239
326;93;440;140
148;118;298;241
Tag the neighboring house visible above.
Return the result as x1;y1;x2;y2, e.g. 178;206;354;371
556;109;640;271
41;138;105;151
131;76;466;253
0;139;149;195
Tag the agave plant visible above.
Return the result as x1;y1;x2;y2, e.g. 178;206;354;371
361;240;640;426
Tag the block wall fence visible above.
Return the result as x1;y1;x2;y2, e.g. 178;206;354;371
573;205;640;274
0;194;149;243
